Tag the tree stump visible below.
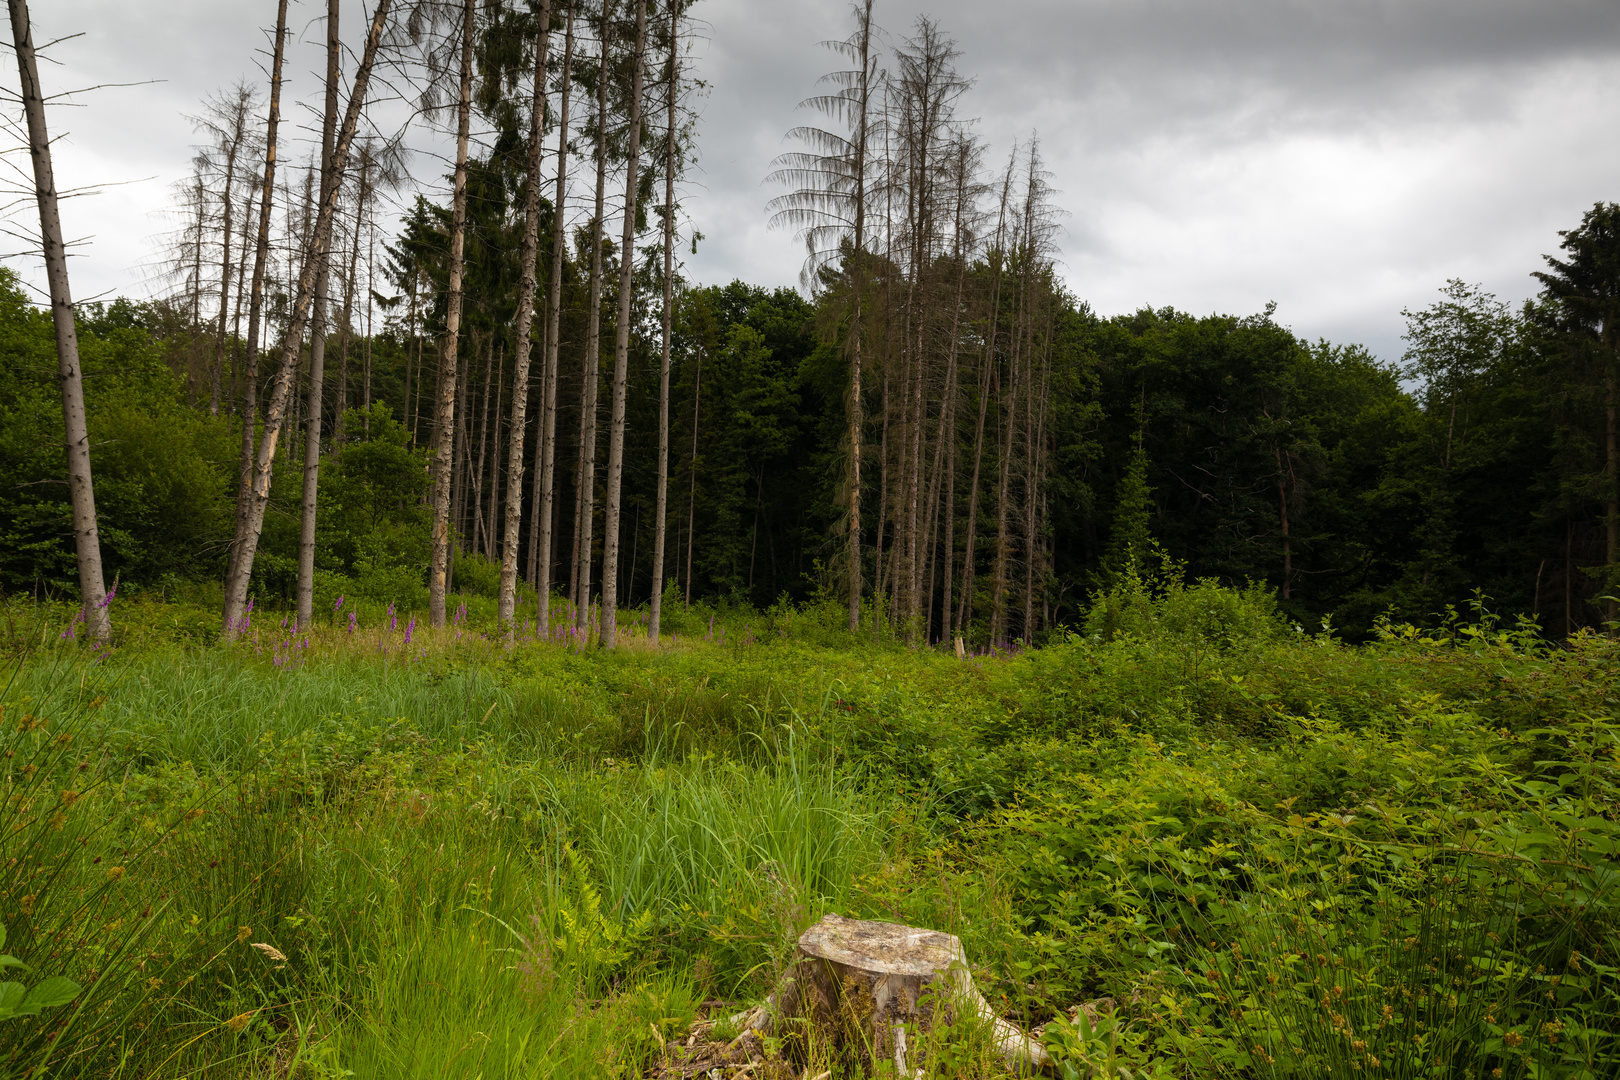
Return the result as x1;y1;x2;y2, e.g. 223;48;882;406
733;913;1049;1076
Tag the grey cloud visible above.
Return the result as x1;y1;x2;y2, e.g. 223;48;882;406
3;0;1616;366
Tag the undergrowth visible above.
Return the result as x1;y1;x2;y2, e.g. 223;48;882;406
0;581;1614;1078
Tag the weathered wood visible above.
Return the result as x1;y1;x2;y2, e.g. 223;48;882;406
734;913;1048;1076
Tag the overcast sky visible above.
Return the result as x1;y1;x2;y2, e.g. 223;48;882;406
5;0;1618;363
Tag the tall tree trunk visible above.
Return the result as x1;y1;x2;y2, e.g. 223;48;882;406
844;0;876;633
1607;370;1617;592
535;3;576;634
499;0;554;628
295;0;341;633
685;341;701;606
228;176;254;415
222;0;391;637
335;156;368;445
487;353;503;557
600;0;647;648
223;0;288;633
10;0;109;640
574;0;612;636
648;0;678;644
428;0;475;628
471;337;494;557
962;154;1014;640
209;94;250;417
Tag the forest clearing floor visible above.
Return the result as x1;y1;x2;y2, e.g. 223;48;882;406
1;579;1616;1079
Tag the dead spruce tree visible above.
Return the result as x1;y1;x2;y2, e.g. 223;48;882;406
534;1;577;637
7;0;110;639
426;0;477;628
647;0;685;644
571;0;613;636
295;0;343;633
497;0;555;629
599;0;646;648
224;0;289;628
221;0;393;638
768;0;881;634
191;82;260;417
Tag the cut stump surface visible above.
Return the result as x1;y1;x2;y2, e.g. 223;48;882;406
734;913;1048;1076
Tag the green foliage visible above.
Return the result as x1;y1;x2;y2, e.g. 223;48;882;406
0;924;80;1022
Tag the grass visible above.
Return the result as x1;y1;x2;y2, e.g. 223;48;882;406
0;583;1616;1079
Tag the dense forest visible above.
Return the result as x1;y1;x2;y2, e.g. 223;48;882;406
3;0;1619;645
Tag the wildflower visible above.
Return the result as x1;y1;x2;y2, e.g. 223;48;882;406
404;617;415;646
106;866;125;881
333;595;345;613
146;977;162;991
348;611;357;634
59;790;80;806
226;1010;256;1033
1503;1031;1523;1048
19;895;34;915
237;925;252;944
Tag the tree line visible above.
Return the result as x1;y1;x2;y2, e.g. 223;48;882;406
3;0;1619;645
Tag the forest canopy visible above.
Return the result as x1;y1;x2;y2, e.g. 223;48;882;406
3;0;1618;644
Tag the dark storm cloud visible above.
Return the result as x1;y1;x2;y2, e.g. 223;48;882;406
4;0;1618;362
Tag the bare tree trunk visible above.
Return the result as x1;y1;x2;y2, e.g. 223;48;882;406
498;0;553;627
536;2;575;634
10;0;109;639
334;154;369;445
221;0;391;637
961;152;1014;641
601;0;647;648
685;341;701;606
648;0;678;644
471;337;494;557
574;0;612;637
223;0;287;633
1607;371;1617;593
487;353;503;557
428;0;475;627
228;176;254;415
295;0;341;633
208;88;253;417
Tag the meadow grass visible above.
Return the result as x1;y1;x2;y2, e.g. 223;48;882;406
0;586;1616;1079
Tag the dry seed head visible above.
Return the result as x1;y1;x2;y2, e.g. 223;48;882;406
251;942;288;963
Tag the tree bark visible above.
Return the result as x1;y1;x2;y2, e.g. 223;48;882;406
536;2;576;636
958;153;1016;640
223;0;287;631
428;0;475;628
600;0;647;648
9;0;110;640
574;0;612;638
648;0;678;645
222;0;391;638
498;0;554;629
208;90;252;418
733;914;1047;1076
295;0;341;633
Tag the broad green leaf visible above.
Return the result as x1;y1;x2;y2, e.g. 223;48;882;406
0;981;25;1017
22;977;81;1010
